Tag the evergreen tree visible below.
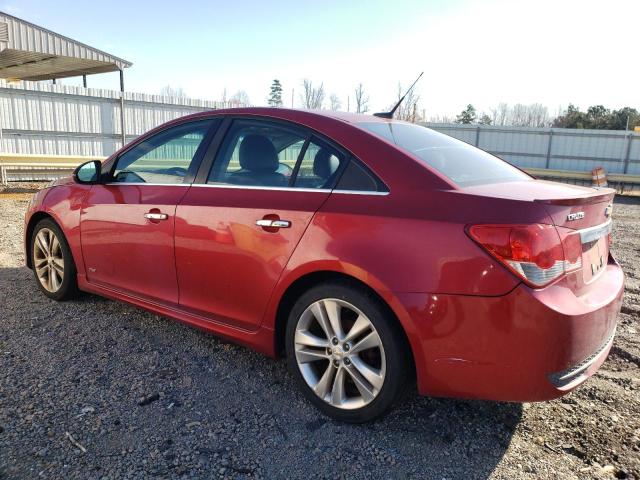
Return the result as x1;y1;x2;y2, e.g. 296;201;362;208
268;79;283;107
455;104;477;124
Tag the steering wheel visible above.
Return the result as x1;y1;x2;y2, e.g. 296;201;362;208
114;170;146;183
277;163;293;178
164;167;188;177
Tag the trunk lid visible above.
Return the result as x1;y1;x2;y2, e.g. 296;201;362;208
463;179;615;288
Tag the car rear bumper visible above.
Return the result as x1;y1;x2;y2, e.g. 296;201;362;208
397;256;624;402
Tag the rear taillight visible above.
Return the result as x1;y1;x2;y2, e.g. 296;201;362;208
468;224;583;287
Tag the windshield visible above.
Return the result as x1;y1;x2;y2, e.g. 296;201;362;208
358;122;531;187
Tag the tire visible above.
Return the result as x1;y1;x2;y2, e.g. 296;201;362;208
285;280;410;423
30;218;78;301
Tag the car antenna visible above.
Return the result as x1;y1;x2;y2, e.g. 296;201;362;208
373;72;424;119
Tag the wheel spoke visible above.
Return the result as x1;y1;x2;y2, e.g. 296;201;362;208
343;314;371;343
295;330;329;348
51;267;61;291
351;356;384;391
314;364;335;400
36;231;50;256
330;367;346;406
34;257;48;268
51;235;61;256
322;300;344;341
349;330;381;355
46;266;54;291
296;348;329;364
310;302;333;339
51;260;64;278
48;230;55;254
345;364;375;402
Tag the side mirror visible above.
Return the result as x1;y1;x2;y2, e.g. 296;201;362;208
73;160;101;184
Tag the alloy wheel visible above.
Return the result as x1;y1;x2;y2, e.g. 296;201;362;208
33;228;64;293
294;298;386;410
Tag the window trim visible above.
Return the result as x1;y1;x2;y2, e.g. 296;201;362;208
105;118;221;185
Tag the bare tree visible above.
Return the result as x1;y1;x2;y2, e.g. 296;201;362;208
300;79;325;109
329;93;342;111
159;85;188;98
490;102;509;126
391;82;420;122
354;83;369;113
230;90;250;106
489;102;550;127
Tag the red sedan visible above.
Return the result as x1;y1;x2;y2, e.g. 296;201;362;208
24;108;624;422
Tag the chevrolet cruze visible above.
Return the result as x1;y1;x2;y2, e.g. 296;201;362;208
24;108;624;422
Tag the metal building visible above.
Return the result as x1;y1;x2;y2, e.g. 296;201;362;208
0;11;132;145
0;11;131;82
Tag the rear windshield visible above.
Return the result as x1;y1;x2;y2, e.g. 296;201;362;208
358;122;531;187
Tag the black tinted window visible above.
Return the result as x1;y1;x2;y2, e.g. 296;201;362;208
335;159;386;192
359;122;531;187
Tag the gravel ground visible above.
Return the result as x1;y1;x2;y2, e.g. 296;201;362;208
0;183;638;480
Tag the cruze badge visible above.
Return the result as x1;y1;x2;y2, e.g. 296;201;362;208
567;212;585;221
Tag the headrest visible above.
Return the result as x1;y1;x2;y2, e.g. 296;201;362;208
239;135;279;172
313;149;340;179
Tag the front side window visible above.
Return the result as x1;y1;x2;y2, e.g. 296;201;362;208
359;122;531;187
112;120;215;184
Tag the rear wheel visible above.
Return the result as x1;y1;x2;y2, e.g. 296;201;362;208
285;281;409;423
31;219;78;300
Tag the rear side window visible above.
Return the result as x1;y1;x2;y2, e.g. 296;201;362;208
335;159;387;192
358;122;531;187
292;140;344;189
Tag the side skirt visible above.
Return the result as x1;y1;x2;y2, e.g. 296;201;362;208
77;275;277;357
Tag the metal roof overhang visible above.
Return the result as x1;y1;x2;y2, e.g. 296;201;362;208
0;49;125;81
0;11;131;81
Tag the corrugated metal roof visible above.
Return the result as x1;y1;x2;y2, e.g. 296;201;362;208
0;11;131;80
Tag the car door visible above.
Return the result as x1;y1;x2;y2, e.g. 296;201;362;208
80;118;219;305
174;118;346;330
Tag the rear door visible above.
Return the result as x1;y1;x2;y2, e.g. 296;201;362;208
80;119;219;305
174;118;346;330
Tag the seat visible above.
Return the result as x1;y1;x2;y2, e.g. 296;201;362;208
312;149;340;187
227;134;287;187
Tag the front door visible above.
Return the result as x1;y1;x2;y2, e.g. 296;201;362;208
175;118;346;330
80;119;218;305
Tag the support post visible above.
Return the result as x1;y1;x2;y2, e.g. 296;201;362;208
119;70;126;147
475;126;481;147
623;132;633;174
545;130;554;169
83;75;87;88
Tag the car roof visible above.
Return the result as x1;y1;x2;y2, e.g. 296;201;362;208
180;107;397;125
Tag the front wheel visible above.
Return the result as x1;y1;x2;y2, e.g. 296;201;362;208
285;281;410;423
30;219;78;301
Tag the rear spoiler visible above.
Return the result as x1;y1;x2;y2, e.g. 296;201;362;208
534;189;615;206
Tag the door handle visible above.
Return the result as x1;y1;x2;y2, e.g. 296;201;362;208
256;219;291;228
144;212;168;220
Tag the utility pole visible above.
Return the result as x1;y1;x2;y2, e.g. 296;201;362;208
291;88;294;108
